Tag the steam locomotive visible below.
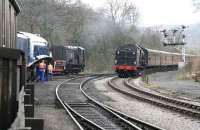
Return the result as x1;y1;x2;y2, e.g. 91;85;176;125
113;43;195;77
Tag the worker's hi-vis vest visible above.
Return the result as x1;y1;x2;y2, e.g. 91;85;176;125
48;64;53;72
39;62;46;69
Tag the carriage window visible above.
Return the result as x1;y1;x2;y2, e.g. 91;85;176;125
34;45;49;56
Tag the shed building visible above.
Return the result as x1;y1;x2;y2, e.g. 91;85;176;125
0;0;20;48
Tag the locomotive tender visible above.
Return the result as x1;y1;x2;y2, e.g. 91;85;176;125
51;45;85;74
113;43;194;77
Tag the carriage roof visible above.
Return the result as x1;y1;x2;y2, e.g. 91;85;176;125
64;45;85;50
147;48;198;57
147;48;181;55
117;43;198;57
17;32;48;43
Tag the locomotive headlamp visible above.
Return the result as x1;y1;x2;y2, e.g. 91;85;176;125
117;51;120;54
115;60;117;64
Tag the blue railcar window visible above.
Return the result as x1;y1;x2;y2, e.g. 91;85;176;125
34;45;49;57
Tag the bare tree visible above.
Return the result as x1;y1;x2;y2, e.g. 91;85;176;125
104;0;138;26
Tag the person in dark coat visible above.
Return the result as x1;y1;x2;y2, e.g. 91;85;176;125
35;64;40;82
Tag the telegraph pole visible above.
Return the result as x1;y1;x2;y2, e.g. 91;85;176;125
161;25;187;64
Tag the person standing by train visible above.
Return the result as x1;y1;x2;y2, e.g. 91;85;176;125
45;62;48;81
35;63;40;82
39;60;46;81
48;63;53;80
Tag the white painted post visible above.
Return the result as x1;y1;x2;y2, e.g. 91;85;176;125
182;45;186;63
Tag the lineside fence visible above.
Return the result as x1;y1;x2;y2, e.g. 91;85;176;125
0;47;43;130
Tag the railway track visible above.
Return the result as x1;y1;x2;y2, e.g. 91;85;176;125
108;77;200;119
81;76;164;130
56;75;142;130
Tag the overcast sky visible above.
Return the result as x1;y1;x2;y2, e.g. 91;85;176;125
81;0;200;26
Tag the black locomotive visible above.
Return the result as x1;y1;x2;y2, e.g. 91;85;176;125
51;45;85;74
113;44;147;77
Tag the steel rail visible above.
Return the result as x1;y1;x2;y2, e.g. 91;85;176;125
56;76;106;130
125;78;200;117
107;77;165;130
80;76;142;130
53;73;115;80
56;77;84;130
63;101;105;130
56;74;143;130
108;77;200;119
126;78;200;111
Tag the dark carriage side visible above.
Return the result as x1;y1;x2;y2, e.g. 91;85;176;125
64;46;85;74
